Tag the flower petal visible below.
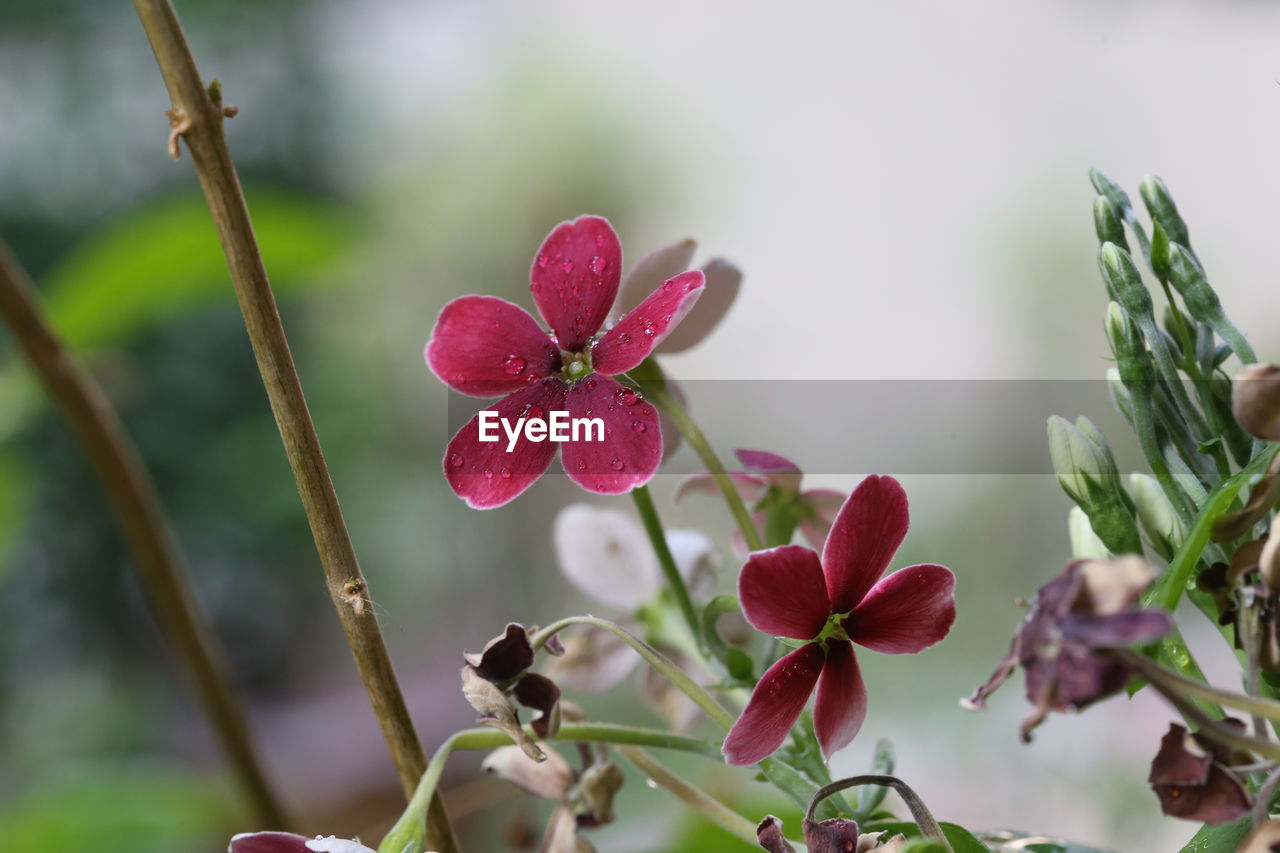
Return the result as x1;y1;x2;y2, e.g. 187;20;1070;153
1063;610;1173;650
756;816;799;853
821;475;910;612
657;257;741;354
553;504;660;609
443;379;566;509
673;471;767;504
304;839;377;853
542;626;638;692
464;623;535;681
425;295;558;397
230;833;312;853
482;744;573;800
845;564;956;655
560;375;661;494
812;640;867;759
738;545;831;640
530;215;622;352
591;271;705;375
616;238;698;314
736;448;802;493
798;489;846;549
722;643;825;766
667;527;719;598
513;672;561;737
1152;764;1252;825
802;817;863;853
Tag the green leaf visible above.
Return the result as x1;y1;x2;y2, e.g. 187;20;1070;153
1178;816;1252;853
861;821;994;853
41;191;349;351
852;738;895;821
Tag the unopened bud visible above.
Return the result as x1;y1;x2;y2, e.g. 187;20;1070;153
1048;415;1118;505
1107;366;1135;425
1099;243;1153;319
1127;473;1186;560
1068;506;1111;560
1093;196;1128;251
1234;364;1280;442
1139;175;1190;248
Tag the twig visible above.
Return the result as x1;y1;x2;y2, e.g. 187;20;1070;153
0;239;287;828
129;3;457;849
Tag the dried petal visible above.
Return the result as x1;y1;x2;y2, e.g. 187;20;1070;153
756;816;798;853
461;666;544;762
514;673;562;738
576;761;624;825
483;744;573;800
465;623;535;682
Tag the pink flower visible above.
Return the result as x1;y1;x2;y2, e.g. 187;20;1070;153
722;475;956;766
676;449;846;554
426;215;705;508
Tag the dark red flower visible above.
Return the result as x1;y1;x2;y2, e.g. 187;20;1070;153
426;215;705;508
963;557;1173;740
1149;722;1252;825
676;448;846;554
722;476;955;766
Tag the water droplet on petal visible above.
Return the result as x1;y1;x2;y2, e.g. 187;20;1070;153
483;468;494;479
663;279;676;292
448;453;464;468
641;320;656;338
589;255;608;274
618;332;632;344
502;354;527;375
614;387;641;406
632;420;646;433
536;252;549;269
611;458;625;471
522;404;544;420
585;378;598;390
499;467;512;479
576;460;587;471
562;259;575;273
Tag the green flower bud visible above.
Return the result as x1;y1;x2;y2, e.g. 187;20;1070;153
1069;506;1112;560
1093;196;1128;251
1235;363;1280;442
1166;242;1257;364
1048;414;1119;505
1099;242;1153;319
1105;302;1149;382
1140;174;1190;248
1127;472;1186;561
1107;366;1136;426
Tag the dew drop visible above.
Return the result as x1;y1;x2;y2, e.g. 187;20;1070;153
483;468;494;479
611;458;625;471
662;279;676;292
614;387;641;406
562;259;575;273
448;453;464;468
589;255;608;274
502;354;527;375
632;420;646;433
645;777;658;789
523;404;544;420
618;332;632;344
576;460;587;471
641;320;656;338
536;252;549;269
499;467;512;479
585;378;598;390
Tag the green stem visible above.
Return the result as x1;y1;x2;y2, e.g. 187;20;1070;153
378;723;723;853
644;379;765;552
617;745;759;844
1133;665;1280;763
531;616;735;729
1121;652;1280;725
632;485;702;650
1156;625;1224;720
1144;445;1280;612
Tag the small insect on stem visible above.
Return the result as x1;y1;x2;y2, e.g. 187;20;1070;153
340;578;368;617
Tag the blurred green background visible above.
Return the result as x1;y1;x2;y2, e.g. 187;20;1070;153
1;1;1279;851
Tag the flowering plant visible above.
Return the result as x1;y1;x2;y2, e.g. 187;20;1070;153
9;14;1279;846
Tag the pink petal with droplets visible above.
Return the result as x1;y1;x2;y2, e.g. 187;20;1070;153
592;270;705;375
657;257;741;353
821;475;910;613
530;215;622;352
737;544;831;640
559;374;661;494
425;295;559;397
812;640;867;758
722;643;825;766
442;379;567;509
845;564;956;654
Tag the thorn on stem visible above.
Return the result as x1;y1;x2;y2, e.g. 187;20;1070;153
165;106;191;160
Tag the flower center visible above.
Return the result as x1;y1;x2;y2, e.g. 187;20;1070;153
815;611;852;645
560;348;593;384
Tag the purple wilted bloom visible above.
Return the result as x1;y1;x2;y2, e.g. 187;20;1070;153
1149;721;1252;824
963;556;1173;740
461;623;562;760
755;815;905;853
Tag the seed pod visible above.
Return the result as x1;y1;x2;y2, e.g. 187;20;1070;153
1235;364;1280;442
